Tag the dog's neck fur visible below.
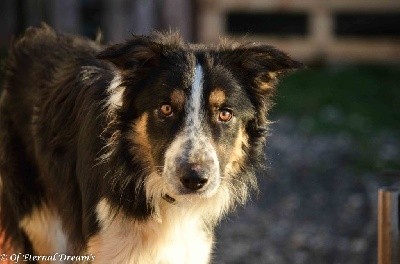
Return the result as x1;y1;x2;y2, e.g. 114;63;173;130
87;198;213;264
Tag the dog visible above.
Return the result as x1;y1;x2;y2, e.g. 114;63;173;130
0;24;301;263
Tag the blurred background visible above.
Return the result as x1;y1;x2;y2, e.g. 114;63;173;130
1;0;400;263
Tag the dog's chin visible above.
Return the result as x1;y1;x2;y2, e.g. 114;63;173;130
164;183;220;203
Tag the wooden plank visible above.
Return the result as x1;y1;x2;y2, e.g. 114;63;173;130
196;0;400;62
215;0;400;11
378;187;400;264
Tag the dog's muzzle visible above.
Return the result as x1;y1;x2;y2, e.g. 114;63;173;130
163;135;220;196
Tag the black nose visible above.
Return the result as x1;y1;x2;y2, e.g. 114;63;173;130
180;167;209;191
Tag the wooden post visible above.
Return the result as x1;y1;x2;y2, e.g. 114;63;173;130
378;187;400;264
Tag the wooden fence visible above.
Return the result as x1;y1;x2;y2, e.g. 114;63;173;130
379;187;400;264
197;0;400;63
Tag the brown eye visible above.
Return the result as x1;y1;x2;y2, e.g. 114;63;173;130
218;109;233;122
160;104;173;117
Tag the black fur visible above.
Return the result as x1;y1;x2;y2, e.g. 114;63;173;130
0;24;301;257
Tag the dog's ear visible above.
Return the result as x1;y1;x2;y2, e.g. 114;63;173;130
218;44;303;136
96;36;161;70
220;44;303;93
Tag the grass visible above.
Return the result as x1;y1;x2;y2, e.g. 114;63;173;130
273;65;400;133
271;64;400;172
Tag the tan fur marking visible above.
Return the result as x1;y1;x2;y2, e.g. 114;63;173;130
259;82;273;90
268;71;278;79
225;125;249;175
170;89;185;111
130;113;153;167
256;71;280;91
256;78;274;90
209;89;226;106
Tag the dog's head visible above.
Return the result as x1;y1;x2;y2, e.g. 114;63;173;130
97;33;301;220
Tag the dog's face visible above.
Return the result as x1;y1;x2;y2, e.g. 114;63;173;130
97;33;301;218
142;62;255;199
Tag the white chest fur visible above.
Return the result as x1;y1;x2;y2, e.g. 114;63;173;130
19;204;68;258
88;199;213;264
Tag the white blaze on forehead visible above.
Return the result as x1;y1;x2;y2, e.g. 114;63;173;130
162;62;220;197
186;64;204;132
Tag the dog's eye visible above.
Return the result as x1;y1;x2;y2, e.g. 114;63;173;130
218;109;233;122
160;104;173;117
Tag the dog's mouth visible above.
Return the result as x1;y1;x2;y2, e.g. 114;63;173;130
162;194;176;204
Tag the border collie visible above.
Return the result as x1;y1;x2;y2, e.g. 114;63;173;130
0;24;301;263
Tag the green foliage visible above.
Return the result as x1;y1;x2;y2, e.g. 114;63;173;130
273;65;400;133
271;65;400;172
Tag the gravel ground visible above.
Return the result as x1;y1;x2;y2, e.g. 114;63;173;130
214;116;400;264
